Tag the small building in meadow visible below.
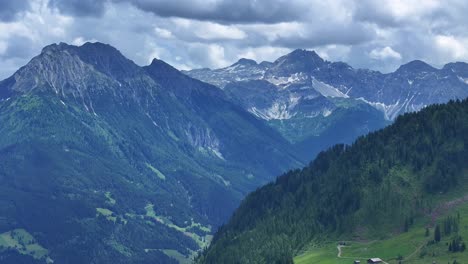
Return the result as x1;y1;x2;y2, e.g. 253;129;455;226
367;258;383;263
354;261;361;264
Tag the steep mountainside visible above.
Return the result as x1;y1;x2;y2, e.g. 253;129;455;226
186;50;468;160
0;42;302;263
197;99;468;264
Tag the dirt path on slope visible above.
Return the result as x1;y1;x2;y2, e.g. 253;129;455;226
337;245;346;258
336;195;468;263
337;245;389;263
429;194;468;226
404;194;468;261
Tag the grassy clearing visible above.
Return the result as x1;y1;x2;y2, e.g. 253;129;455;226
0;229;49;261
295;243;351;264
166;130;179;141
96;207;117;222
106;239;132;257
96;202;213;264
145;203;212;254
294;195;468;264
161;249;192;264
406;202;468;264
105;191;116;205
145;163;166;180
341;228;425;261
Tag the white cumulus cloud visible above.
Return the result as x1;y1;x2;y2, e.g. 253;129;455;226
369;46;402;60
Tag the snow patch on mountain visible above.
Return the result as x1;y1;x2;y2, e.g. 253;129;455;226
358;94;424;120
301;107;333;118
312;78;349;98
322;109;333;117
210;148;225;160
289;93;301;108
249;102;294;120
458;76;468;85
247;92;304;120
357;97;404;120
266;73;307;87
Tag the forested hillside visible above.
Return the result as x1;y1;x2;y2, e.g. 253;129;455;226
197;99;468;264
0;42;302;263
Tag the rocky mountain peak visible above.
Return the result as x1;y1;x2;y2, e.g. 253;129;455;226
144;58;187;85
148;58;178;71
443;62;468;75
36;42;141;80
396;60;437;74
259;61;274;68
0;42;148;105
72;42;140;79
267;49;326;77
279;49;324;64
232;58;258;67
41;42;72;54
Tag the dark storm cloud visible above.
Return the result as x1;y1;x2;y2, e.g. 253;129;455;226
48;0;107;17
353;4;401;28
2;0;468;79
272;24;375;48
116;0;308;24
0;0;30;21
44;0;307;23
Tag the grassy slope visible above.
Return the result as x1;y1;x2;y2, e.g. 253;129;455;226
295;176;468;264
0;229;49;260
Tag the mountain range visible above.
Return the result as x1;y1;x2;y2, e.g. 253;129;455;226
186;49;468;120
0;42;301;264
0;42;466;264
186;49;468;159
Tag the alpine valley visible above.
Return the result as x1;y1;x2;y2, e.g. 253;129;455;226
0;42;302;264
0;42;467;264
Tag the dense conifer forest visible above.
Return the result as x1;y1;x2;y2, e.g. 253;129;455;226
197;99;468;263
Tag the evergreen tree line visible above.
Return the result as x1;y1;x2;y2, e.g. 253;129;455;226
448;236;466;253
197;99;468;264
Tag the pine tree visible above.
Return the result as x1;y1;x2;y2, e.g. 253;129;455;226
434;225;441;242
404;218;409;232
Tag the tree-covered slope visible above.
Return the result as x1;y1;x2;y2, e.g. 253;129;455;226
0;42;302;263
197;99;468;264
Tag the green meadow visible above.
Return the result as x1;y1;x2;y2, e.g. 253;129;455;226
295;201;468;264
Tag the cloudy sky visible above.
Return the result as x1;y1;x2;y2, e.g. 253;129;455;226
0;0;468;79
